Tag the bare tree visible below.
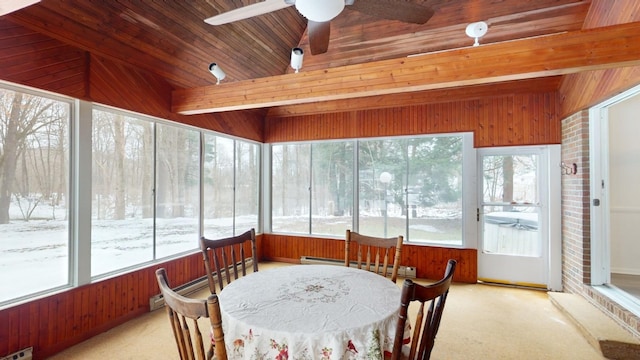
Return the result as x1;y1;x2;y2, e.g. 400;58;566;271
113;115;126;219
0;90;65;224
141;122;154;218
502;156;514;211
0;93;25;223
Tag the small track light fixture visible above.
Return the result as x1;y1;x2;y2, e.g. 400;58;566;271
465;21;488;46
290;47;304;73
208;62;226;84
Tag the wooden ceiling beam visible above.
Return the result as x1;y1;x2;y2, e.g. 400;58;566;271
172;22;640;115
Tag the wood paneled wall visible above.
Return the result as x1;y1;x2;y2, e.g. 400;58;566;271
0;235;261;359
0;19;87;98
0;253;203;359
559;0;640;118
0;231;473;358
0;19;264;142
265;92;561;146
261;234;477;283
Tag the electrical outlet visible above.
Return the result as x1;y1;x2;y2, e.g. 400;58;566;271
0;347;33;360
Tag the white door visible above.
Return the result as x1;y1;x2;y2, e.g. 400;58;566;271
477;147;559;289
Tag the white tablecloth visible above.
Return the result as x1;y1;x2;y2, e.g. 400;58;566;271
218;264;402;360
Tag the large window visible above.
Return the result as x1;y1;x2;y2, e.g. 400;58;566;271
0;86;71;303
358;136;463;243
202;134;260;238
311;142;353;236
0;81;261;307
358;139;408;238
271;135;465;245
235;140;260;234
92;109;155;275
203;135;234;237
406;136;463;244
271;142;354;236
154;123;200;258
91;110;204;274
271;143;311;233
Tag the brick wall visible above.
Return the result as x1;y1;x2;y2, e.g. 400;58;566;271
561;110;591;293
561;110;640;337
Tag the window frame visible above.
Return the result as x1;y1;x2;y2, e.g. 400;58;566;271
0;81;76;304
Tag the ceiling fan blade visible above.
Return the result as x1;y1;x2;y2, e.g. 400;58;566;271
204;0;292;26
308;20;331;55
349;0;435;24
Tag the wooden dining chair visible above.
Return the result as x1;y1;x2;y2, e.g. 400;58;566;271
344;229;404;283
200;228;258;294
155;268;227;360
390;259;457;360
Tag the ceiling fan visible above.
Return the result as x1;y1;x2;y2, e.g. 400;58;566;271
205;0;435;55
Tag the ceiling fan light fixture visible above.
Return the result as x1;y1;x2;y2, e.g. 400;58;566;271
208;62;226;84
290;47;304;73
295;0;344;22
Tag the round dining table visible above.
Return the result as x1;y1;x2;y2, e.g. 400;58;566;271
218;264;404;360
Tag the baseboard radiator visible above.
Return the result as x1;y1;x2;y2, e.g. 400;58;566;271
300;256;416;279
1;347;32;360
149;258;254;312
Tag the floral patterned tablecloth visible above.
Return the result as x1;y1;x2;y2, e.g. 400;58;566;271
218;264;404;360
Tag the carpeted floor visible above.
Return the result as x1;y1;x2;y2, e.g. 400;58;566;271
49;262;605;359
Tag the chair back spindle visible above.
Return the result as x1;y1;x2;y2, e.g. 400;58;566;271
200;228;258;294
345;229;403;283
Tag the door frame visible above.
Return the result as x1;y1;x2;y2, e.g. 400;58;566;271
589;84;640;316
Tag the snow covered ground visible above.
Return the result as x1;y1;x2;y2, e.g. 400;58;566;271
1;201;459;305
0;200;256;304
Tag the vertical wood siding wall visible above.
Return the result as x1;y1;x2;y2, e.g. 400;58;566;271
265;93;561;146
0;238;261;359
0;19;264;143
262;234;477;283
0;253;204;358
559;0;640;118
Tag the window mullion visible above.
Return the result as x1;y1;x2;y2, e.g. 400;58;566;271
73;100;92;286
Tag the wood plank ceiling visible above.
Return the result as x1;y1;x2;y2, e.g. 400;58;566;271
5;0;596;117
